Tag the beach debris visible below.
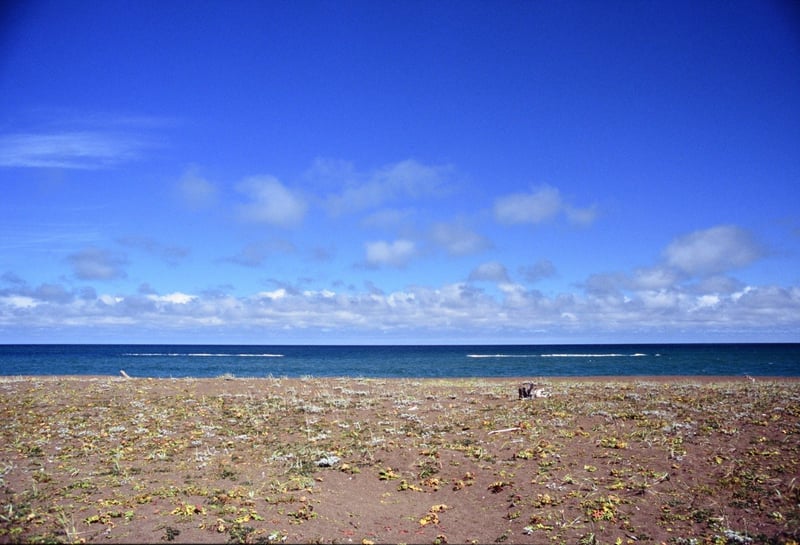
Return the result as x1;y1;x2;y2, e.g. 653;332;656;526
419;504;450;526
722;528;754;544
119;369;132;379
488;427;522;435
314;454;340;467
518;381;550;399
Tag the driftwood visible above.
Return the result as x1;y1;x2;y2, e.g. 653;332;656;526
488;427;521;435
119;370;132;379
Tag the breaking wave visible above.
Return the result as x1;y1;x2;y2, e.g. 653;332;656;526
123;353;284;358
466;354;539;358
541;353;647;358
467;353;647;358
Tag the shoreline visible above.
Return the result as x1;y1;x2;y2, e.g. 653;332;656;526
2;373;799;383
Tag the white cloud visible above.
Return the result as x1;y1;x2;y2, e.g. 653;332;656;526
564;204;599;226
224;239;295;267
1;277;799;341
236;176;307;227
34;283;74;304
0;131;150;169
99;294;123;305
67;247;127;280
582;226;764;296
493;185;597;226
303;289;336;299
693;294;721;310
1;295;38;309
257;288;287;300
319;158;451;216
494;185;562;224
431;221;491;256
690;275;745;295
376;159;449;198
365;239;416;268
519;260;557;283
638;289;681;310
468;261;511;283
177;168;218;209
629;266;682;290
147;292;197;304
663;225;763;276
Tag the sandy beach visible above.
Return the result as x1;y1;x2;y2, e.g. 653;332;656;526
1;375;798;544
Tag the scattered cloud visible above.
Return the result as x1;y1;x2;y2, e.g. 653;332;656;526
31;283;75;304
493;184;597;226
310;245;336;262
494;185;562;224
116;235;189;265
582;224;764;297
0;119;792;344
431;221;491;256
317;158;452;216
663;225;763;276
375;159;451;198
0;219;796;340
0;131;152;169
303;157;357;186
689;275;746;295
364;239;416;268
146;292;197;304
564;203;599;226
629;266;683;291
2;278;797;341
177;168;218;210
223;239;296;267
66;247;127;280
1;272;26;286
519;259;557;283
362;208;415;230
468;261;511;283
236;176;308;227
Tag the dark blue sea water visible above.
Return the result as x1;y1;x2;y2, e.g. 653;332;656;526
0;344;797;378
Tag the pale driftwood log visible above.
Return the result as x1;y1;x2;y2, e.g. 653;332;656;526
488;427;521;435
119;370;132;379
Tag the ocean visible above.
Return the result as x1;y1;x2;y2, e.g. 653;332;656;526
0;343;798;378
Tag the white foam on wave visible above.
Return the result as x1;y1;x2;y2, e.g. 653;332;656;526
124;353;284;358
541;353;646;358
467;354;538;358
468;353;647;358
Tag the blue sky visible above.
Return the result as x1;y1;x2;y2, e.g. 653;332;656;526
1;0;799;344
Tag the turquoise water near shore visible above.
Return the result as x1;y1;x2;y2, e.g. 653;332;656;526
0;344;797;378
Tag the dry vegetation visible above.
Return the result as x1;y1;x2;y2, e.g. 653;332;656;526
1;375;798;544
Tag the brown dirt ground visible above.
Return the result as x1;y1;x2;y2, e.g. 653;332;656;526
0;375;798;544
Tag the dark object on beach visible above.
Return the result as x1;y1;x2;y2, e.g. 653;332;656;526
518;382;535;399
519;381;551;399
